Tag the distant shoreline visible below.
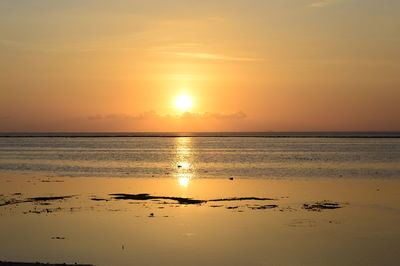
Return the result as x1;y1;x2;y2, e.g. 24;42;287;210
0;132;400;138
0;261;91;266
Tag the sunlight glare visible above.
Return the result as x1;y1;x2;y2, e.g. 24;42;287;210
175;95;193;111
178;176;190;187
177;161;190;169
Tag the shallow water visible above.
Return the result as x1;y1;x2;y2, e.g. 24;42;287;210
0;136;399;179
0;135;400;265
0;176;399;266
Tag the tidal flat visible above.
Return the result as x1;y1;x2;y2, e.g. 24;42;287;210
0;174;399;266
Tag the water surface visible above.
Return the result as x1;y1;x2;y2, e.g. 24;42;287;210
0;135;399;180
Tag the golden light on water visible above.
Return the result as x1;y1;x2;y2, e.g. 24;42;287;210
177;161;190;169
174;137;194;187
178;176;190;187
175;95;193;111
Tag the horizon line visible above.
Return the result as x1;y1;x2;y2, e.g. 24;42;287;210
1;131;399;138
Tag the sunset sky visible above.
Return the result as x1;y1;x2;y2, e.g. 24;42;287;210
0;0;399;132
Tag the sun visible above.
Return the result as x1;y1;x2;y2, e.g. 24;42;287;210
175;95;193;111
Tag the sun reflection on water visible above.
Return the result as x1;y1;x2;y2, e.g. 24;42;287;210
174;137;194;188
177;161;190;169
178;176;191;187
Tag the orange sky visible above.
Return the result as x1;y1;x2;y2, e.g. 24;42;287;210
0;0;399;132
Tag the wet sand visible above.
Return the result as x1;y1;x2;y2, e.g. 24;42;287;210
0;174;399;266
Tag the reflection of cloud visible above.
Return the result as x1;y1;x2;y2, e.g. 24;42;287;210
160;51;262;62
87;111;247;121
310;1;330;7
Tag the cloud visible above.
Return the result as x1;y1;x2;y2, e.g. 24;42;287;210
160;51;262;62
87;111;158;121
180;111;247;120
309;1;330;7
87;111;247;121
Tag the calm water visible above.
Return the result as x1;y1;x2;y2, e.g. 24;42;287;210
0;135;399;179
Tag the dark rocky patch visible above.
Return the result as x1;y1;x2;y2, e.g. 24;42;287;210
303;201;343;211
0;199;20;207
51;236;66;240
24;207;63;214
110;193;275;205
278;206;297;212
110;193;205;204
91;198;109;201
209;197;275;202
248;204;278;210
0;195;73;207
28;196;72;202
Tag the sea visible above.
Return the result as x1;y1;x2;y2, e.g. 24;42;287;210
0;132;399;179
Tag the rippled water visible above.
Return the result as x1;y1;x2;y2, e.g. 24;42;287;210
0;136;399;179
